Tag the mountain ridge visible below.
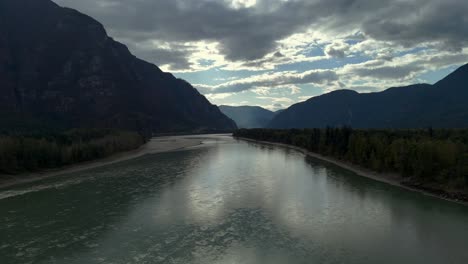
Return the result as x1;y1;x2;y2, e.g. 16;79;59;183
269;64;468;129
0;0;236;134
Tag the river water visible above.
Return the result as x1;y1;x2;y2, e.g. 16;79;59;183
1;135;467;264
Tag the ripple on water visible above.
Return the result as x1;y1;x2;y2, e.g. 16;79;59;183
1;138;468;264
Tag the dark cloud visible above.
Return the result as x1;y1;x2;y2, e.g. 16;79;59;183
124;41;193;70
54;0;468;69
274;52;285;58
361;0;468;51
325;42;350;58
55;0;311;62
140;48;192;71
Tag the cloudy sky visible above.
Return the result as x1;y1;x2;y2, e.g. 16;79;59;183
54;0;468;110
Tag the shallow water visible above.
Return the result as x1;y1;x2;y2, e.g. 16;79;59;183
1;135;468;264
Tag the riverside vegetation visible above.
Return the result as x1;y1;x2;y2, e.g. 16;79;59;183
234;128;468;199
0;129;146;176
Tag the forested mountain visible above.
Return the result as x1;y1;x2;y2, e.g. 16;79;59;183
0;0;236;135
269;64;468;129
219;105;277;128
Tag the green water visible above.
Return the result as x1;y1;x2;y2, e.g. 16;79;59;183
1;135;468;264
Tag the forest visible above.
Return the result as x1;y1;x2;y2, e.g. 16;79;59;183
234;128;468;192
0;129;146;176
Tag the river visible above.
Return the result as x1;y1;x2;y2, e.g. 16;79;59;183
1;135;467;264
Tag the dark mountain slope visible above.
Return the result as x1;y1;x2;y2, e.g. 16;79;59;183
0;0;236;134
219;105;276;128
269;64;468;129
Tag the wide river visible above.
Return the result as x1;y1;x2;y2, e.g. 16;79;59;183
1;135;468;264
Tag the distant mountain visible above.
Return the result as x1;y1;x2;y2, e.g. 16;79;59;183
269;64;468;129
219;105;276;128
0;0;236;134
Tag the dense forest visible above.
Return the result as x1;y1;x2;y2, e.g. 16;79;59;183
0;129;146;176
234;128;468;194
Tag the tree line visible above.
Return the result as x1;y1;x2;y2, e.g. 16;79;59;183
0;129;146;175
234;128;468;191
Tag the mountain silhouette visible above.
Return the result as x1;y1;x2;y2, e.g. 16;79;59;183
269;64;468;129
0;0;236;134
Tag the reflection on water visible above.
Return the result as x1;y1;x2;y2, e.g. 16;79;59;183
1;135;468;264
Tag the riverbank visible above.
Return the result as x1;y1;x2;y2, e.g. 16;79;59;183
0;135;205;189
238;137;468;206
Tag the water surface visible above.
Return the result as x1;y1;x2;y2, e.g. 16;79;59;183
1;135;468;264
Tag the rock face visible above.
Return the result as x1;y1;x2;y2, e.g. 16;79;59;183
269;63;468;129
219;105;276;128
0;0;236;133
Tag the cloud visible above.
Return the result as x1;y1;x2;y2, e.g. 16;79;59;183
252;85;301;96
325;41;350;58
54;0;468;71
199;47;468;97
339;49;468;81
126;41;194;70
52;0;468;110
205;93;234;101
198;69;338;94
361;0;468;51
349;65;425;80
55;0;312;64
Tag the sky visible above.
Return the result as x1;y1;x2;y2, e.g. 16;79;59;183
54;0;468;111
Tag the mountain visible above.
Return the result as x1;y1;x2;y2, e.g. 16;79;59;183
219;105;276;128
269;64;468;129
0;0;236;134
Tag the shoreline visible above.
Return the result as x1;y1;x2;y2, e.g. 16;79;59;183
0;135;205;189
237;137;468;206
